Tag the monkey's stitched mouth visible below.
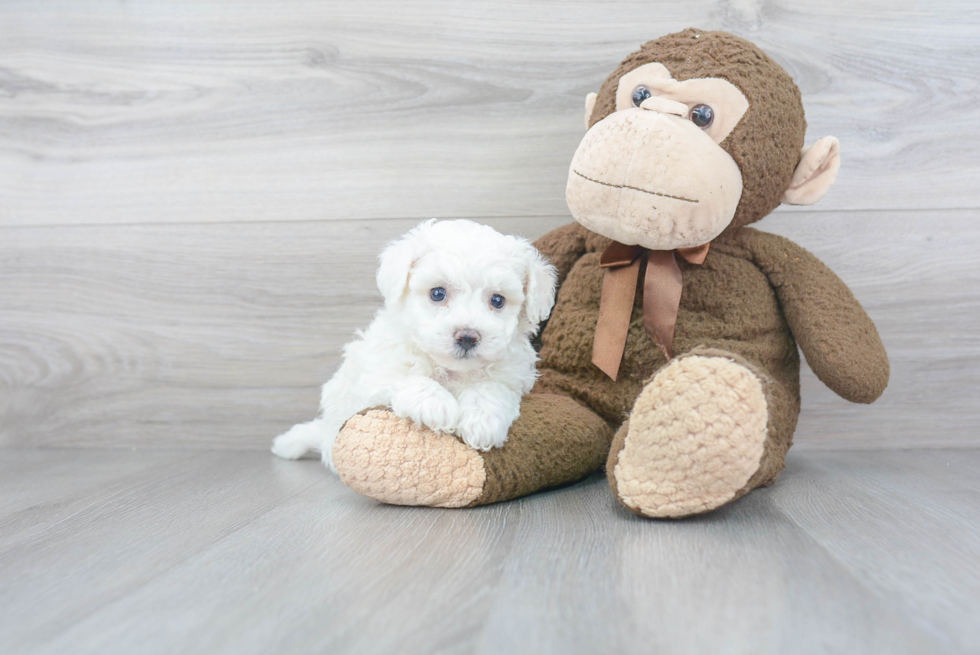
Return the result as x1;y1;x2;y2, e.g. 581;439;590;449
573;170;699;204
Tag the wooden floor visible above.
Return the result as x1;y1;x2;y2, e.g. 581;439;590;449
2;2;979;654
0;448;977;655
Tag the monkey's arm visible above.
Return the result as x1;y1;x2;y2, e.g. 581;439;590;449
532;222;589;288
745;229;889;403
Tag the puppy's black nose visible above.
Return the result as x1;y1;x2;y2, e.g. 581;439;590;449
455;329;480;352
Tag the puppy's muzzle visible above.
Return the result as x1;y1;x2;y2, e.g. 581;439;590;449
454;329;480;354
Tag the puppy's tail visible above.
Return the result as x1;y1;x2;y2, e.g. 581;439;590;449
271;419;325;460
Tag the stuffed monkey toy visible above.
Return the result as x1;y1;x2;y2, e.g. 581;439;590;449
330;29;889;518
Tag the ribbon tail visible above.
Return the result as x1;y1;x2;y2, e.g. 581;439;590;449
676;242;710;265
643;250;684;359
591;258;641;381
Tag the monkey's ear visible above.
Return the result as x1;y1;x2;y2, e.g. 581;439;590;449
584;92;597;129
781;137;841;205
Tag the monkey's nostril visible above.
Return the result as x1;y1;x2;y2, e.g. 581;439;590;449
455;330;480;352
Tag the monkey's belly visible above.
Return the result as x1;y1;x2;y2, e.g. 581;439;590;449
537;247;798;423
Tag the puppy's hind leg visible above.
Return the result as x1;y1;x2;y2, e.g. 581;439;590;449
272;418;326;460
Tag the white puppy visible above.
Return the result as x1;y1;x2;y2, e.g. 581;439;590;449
271;219;557;471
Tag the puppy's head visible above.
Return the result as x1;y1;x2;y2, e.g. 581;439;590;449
376;219;557;372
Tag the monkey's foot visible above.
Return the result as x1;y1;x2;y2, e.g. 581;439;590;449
608;355;769;518
332;409;486;508
333;393;613;508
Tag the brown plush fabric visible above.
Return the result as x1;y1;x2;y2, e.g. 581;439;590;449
532;221;887;510
329;30;888;517
470;391;614;506
462;221;815;508
457;221;884;510
589;29;807;234
744;229;890;402
535;224;803;424
604;421;631;509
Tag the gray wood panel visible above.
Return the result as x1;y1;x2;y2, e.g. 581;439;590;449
1;1;979;227
0;449;325;652
470;471;940;655
0;448;976;654
770;450;980;653
2;210;978;450
0;448;192;527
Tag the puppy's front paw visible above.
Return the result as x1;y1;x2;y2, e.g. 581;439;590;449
456;383;521;451
456;410;510;451
391;377;460;433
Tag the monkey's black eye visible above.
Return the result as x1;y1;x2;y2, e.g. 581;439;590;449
690;104;714;129
490;294;505;309
430;287;447;302
631;86;652;107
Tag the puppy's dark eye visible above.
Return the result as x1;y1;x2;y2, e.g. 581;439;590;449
690;104;714;128
631;86;652;107
490;294;505;309
430;287;447;302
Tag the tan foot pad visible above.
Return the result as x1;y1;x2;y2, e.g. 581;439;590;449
613;356;768;518
332;409;486;508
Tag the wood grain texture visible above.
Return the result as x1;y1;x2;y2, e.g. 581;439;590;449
770;449;980;654
2;4;976;653
0;215;553;448
1;1;978;227
0;450;325;652
0;449;192;531
2;210;978;450
0;448;976;654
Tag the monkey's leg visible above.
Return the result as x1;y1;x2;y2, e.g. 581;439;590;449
331;392;613;508
607;349;797;518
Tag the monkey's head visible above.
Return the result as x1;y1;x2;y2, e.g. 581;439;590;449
566;29;841;249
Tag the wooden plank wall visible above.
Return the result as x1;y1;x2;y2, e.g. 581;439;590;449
2;1;978;450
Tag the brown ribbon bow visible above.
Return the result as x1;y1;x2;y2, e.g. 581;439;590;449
591;241;710;381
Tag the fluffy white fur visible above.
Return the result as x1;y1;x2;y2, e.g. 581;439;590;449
271;219;558;471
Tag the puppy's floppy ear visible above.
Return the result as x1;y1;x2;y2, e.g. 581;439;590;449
376;219;433;305
521;242;558;332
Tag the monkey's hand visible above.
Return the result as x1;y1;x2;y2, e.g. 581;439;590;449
748;229;889;404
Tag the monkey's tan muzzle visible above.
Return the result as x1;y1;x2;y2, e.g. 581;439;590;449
566;109;742;250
